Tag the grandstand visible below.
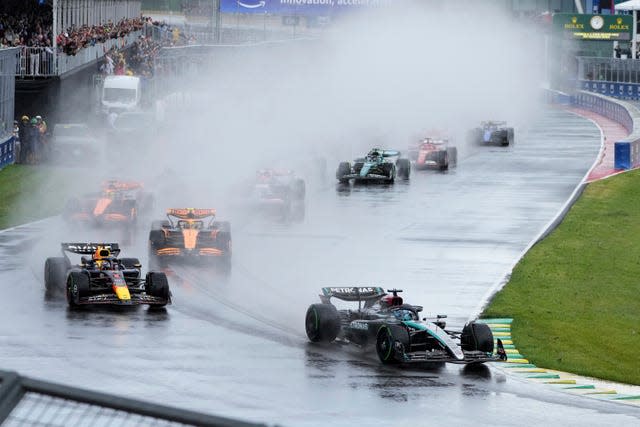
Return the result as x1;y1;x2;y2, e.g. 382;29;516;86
1;1;145;123
1;0;143;78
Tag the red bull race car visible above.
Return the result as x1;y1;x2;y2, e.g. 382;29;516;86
148;208;232;270
408;137;457;171
62;180;154;227
44;242;171;308
305;287;506;366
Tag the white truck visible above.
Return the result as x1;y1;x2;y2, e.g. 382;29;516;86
100;75;142;116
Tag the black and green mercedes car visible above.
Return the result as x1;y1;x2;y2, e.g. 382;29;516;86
305;287;506;365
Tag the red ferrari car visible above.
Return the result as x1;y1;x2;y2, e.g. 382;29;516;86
409;138;458;171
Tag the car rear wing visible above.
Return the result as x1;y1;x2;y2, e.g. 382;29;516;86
61;242;121;256
166;208;216;220
382;150;401;157
320;287;386;303
101;180;143;191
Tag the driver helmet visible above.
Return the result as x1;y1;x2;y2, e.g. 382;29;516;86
392;308;415;322
92;246;111;269
21;115;29;123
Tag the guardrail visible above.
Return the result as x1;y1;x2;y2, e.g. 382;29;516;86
0;369;270;427
555;89;640;171
15;31;143;78
576;57;640;101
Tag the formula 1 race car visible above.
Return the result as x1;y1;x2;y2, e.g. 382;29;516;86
408;137;458;171
44;242;171;307
305;287;506;365
62;180;154;227
469;121;514;146
249;169;306;221
336;148;411;184
148;208;232;270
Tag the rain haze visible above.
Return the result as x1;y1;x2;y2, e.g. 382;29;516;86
18;0;550;329
4;3;629;427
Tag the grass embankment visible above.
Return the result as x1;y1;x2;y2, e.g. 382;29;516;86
484;169;640;385
0;165;82;229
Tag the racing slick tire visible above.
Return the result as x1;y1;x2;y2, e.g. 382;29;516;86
212;221;231;233
148;229;165;245
44;257;69;293
447;147;458;167
305;303;340;343
383;163;396;184
66;271;90;308
214;228;232;273
396;158;411;180
336;162;351;184
506;128;514;146
146;272;170;306
376;325;410;364
461;322;494;353
438;151;449;171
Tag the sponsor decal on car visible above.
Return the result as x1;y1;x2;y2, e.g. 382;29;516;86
350;321;369;331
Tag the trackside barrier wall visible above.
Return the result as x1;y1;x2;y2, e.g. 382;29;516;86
0;369;271;427
571;91;640;170
0;136;14;169
0;48;17;146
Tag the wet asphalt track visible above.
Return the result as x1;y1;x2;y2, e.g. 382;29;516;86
1;107;639;427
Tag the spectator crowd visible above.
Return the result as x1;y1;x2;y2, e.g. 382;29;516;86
1;1;151;56
56;17;148;56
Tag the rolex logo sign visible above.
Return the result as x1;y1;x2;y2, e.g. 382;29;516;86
564;15;584;29
610;16;630;31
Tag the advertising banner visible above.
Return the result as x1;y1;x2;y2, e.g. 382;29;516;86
579;80;640;101
0;136;14;169
552;13;632;41
220;0;393;15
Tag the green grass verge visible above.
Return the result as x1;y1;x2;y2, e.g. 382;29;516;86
484;169;640;385
0;165;84;229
